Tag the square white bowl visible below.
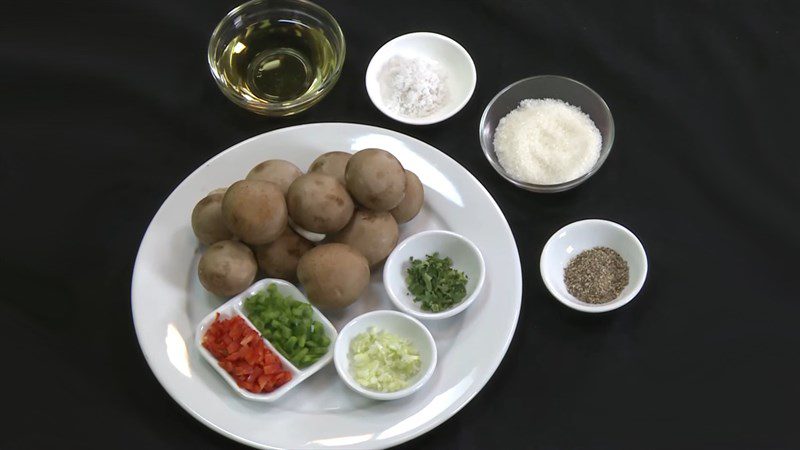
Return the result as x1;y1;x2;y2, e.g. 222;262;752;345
195;278;338;402
540;219;648;313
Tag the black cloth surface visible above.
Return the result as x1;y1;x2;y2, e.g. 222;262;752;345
3;0;800;448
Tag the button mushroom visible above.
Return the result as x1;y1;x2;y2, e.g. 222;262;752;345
390;170;424;224
191;192;234;245
221;180;288;245
330;209;398;266
245;160;303;196
309;151;351;186
345;148;406;212
198;240;257;297
287;172;355;234
254;227;314;281
297;243;370;309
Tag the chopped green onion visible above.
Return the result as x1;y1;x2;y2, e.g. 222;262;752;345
405;252;468;312
349;327;421;392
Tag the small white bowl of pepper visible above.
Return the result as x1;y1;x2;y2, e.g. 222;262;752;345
540;219;648;313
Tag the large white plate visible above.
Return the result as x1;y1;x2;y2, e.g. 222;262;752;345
132;123;522;449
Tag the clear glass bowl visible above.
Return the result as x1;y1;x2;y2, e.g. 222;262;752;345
208;0;345;116
478;75;615;193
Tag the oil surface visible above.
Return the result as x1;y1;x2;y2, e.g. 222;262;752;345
215;19;336;103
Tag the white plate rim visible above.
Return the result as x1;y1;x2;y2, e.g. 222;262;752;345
131;122;522;449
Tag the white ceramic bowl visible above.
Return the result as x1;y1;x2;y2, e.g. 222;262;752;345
365;32;476;125
540;219;648;313
383;230;485;320
195;278;337;401
334;310;437;400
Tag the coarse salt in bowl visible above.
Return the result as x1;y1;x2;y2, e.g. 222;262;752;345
479;75;615;193
366;32;477;125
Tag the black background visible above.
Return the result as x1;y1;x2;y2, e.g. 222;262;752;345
3;0;800;448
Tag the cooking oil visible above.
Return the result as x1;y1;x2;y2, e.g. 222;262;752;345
214;19;337;104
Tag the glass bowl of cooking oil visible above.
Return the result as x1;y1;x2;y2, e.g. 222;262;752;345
208;0;345;116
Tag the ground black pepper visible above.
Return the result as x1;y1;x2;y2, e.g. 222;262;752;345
564;247;629;304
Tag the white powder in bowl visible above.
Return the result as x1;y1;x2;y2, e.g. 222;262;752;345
379;55;448;118
493;98;602;185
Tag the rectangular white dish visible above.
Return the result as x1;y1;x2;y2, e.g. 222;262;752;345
195;278;338;402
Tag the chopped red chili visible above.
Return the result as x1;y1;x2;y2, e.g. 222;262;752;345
202;314;292;393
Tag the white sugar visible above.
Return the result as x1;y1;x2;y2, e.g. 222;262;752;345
379;55;448;118
493;98;602;185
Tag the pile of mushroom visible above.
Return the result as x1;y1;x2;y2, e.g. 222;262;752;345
190;149;424;309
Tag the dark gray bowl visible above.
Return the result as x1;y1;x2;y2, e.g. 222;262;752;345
479;75;615;193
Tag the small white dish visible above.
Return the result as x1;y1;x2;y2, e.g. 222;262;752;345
540;219;648;313
334;310;437;400
365;32;476;125
195;278;338;401
384;230;485;320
